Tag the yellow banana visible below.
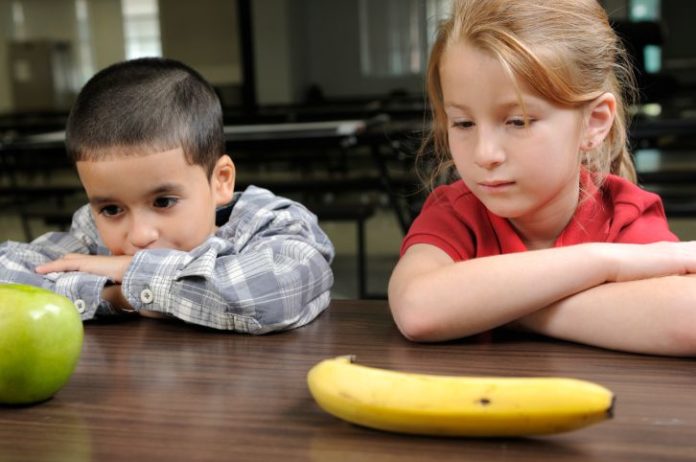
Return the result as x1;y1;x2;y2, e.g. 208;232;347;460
307;356;614;437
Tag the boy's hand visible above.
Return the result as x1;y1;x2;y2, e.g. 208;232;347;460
101;284;136;313
102;284;168;318
35;254;133;283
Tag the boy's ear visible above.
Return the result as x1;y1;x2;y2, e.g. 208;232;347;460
580;92;616;151
211;154;235;206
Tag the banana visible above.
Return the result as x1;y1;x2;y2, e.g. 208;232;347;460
307;356;614;437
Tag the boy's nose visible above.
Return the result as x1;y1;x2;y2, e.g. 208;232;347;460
128;220;158;249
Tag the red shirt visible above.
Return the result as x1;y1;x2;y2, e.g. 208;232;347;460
401;174;678;261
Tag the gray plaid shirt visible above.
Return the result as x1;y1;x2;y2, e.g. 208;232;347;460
0;186;335;333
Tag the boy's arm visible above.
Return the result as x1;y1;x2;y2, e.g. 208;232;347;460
0;229;112;320
119;189;335;333
512;274;696;356
388;242;696;350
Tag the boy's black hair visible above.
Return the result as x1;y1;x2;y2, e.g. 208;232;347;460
66;57;224;177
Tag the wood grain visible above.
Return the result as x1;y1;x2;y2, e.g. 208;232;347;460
1;299;694;461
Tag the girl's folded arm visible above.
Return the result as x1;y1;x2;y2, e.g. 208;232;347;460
388;241;696;343
514;274;696;356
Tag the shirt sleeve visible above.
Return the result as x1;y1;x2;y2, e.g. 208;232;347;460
0;205;114;320
606;178;680;243
120;187;335;333
400;185;477;261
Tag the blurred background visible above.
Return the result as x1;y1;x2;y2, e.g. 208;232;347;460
2;0;696;299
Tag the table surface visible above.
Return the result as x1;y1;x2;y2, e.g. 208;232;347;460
1;299;694;462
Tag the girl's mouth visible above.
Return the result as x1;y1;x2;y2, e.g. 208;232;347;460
479;180;515;191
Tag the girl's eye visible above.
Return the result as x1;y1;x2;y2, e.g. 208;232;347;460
99;205;122;217
451;120;474;129
507;118;533;128
153;197;178;209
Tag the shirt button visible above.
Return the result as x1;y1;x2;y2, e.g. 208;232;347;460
140;288;154;304
74;299;86;314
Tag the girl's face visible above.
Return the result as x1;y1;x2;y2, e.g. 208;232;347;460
440;42;586;242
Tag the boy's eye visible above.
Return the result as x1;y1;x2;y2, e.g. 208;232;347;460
153;197;178;209
99;205;122;217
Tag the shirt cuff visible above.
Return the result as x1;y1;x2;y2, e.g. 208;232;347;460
121;250;177;314
53;272;110;320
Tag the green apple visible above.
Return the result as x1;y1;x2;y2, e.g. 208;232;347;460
0;283;84;404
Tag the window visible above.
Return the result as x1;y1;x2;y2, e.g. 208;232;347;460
75;0;94;86
121;0;162;60
358;0;452;77
630;0;661;73
425;0;453;47
10;1;27;40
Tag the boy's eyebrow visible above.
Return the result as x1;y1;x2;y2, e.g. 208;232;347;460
88;196;117;206
148;182;185;196
88;183;185;205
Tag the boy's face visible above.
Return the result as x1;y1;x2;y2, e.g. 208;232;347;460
76;147;235;256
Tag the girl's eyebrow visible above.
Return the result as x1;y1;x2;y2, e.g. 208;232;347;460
444;102;471;111
444;98;546;113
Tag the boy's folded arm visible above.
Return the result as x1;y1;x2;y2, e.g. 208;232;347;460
0;235;113;320
120;209;335;333
121;238;334;333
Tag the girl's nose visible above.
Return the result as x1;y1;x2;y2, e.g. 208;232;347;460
473;132;506;169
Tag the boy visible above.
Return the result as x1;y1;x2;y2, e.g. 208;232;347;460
0;57;335;334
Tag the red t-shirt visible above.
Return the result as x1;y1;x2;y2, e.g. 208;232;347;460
401;174;678;261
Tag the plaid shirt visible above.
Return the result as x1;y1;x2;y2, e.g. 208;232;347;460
0;186;335;333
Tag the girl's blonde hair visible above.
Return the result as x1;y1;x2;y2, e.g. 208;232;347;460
420;0;638;188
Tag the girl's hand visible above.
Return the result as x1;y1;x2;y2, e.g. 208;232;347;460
35;254;133;283
603;241;696;282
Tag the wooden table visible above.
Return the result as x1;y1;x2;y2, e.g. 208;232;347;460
1;300;694;461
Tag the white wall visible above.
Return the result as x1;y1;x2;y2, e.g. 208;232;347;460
0;0;12;113
0;0;245;112
17;0;78;42
88;0;125;73
252;0;298;105
2;0;79;112
252;0;426;105
301;0;424;99
159;0;241;86
0;0;640;113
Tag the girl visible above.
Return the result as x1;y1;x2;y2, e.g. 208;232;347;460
388;0;696;355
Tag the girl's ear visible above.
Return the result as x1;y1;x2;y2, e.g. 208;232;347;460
211;154;236;206
580;92;616;151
